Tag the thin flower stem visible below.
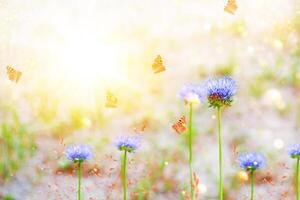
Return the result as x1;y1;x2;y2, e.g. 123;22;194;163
217;106;223;200
188;103;195;200
296;157;299;200
250;170;254;200
123;150;127;200
78;161;82;200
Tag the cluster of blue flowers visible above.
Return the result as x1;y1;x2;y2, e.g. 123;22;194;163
115;136;141;153
288;145;300;159
65;136;141;200
177;76;300;200
204;77;237;108
65;145;93;162
177;84;204;104
178;76;237;107
65;136;141;163
238;152;265;171
63;76;299;200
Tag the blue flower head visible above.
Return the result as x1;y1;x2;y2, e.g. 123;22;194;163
238;152;266;171
65;145;92;162
177;84;204;104
204;76;237;108
288;145;300;159
115;136;141;153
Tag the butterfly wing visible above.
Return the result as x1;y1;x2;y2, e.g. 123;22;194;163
6;65;22;83
224;0;237;14
172;116;187;134
152;55;166;73
105;91;118;108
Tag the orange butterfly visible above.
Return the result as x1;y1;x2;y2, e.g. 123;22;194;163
105;91;118;108
172;115;187;134
6;65;22;83
152;55;166;73
224;0;238;15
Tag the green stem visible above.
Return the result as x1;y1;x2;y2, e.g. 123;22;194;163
217;107;223;200
123;150;127;200
78;161;82;200
296;157;299;200
188;103;195;200
250;170;254;200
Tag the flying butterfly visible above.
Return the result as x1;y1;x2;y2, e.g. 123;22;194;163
152;55;166;74
172;115;187;134
224;0;238;15
6;65;22;83
105;91;118;108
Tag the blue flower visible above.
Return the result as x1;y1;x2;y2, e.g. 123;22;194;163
65;145;92;162
204;76;237;108
177;84;204;104
115;136;141;152
238;152;266;171
288;145;300;159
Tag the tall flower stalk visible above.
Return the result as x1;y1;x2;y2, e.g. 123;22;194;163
123;149;127;200
297;158;300;200
217;106;223;199
178;84;203;200
288;145;300;200
250;170;254;200
65;145;92;200
188;103;194;199
238;152;265;200
115;136;140;200
204;76;236;200
78;161;82;199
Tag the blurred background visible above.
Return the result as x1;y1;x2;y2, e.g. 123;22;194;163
0;0;299;199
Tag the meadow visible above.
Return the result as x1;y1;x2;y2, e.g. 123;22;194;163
0;0;300;199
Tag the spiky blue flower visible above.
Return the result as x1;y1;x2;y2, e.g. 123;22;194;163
288;145;300;159
238;152;266;171
65;145;92;162
115;136;141;153
177;84;204;104
204;76;237;108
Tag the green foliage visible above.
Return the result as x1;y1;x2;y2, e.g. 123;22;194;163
57;159;72;170
132;177;151;200
3;194;15;200
0;109;36;180
132;150;179;199
291;45;300;58
285;57;300;87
